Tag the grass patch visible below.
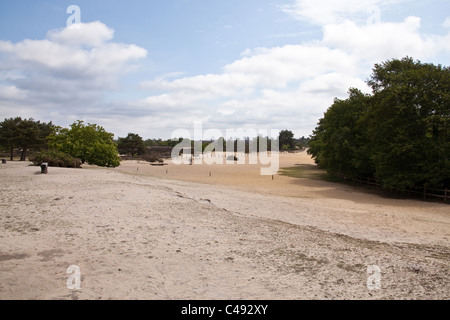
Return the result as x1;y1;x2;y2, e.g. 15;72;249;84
279;164;329;180
280;164;361;184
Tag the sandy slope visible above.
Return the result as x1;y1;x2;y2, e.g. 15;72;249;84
0;154;448;300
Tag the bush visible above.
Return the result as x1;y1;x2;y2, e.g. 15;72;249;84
30;150;82;168
143;156;164;163
48;120;121;167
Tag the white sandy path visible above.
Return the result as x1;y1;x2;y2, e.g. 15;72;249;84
0;160;449;300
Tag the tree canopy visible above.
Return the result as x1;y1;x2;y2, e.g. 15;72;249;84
308;57;449;191
117;133;146;156
49;120;120;167
0;117;54;161
279;130;295;150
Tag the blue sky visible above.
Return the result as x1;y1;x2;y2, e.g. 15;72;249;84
0;0;449;139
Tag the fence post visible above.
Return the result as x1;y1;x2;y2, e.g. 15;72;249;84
40;162;48;174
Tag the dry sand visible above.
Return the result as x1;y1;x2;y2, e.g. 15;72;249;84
0;151;449;300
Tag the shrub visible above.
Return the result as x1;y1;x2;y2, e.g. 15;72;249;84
143;156;164;163
30;150;82;168
48;120;121;167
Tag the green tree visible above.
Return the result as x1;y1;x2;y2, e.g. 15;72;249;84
167;138;181;148
298;136;311;148
0;117;54;161
308;57;450;191
366;57;450;190
0;117;21;160
144;139;156;147
279;130;295;150
49;120;120;167
117;133;146;157
17;119;55;161
308;88;372;177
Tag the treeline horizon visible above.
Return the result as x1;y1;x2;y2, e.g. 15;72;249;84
0;116;307;166
125;131;310;154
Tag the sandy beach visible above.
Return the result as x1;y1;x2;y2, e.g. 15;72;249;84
0;151;449;300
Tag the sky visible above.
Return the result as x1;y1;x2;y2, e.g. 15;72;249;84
0;0;449;140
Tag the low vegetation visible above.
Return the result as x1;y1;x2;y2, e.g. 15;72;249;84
29;150;82;168
279;164;328;180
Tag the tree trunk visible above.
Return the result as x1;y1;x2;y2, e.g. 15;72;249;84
9;144;13;161
20;148;27;161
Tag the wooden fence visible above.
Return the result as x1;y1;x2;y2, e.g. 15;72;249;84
347;176;448;202
407;186;449;202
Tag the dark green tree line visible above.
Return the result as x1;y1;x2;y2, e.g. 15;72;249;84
308;57;450;191
0;117;54;161
117;133;146;157
279;130;295;150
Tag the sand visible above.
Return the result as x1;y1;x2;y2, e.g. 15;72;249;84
0;151;449;300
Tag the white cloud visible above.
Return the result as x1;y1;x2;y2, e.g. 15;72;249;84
141;72;257;98
47;21;114;47
0;21;147;124
322;16;447;62
134;43;367;137
1;3;449;140
282;0;408;25
224;45;358;86
0;22;146;79
299;73;369;95
132;5;450;139
0;85;28;101
142;44;359;97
